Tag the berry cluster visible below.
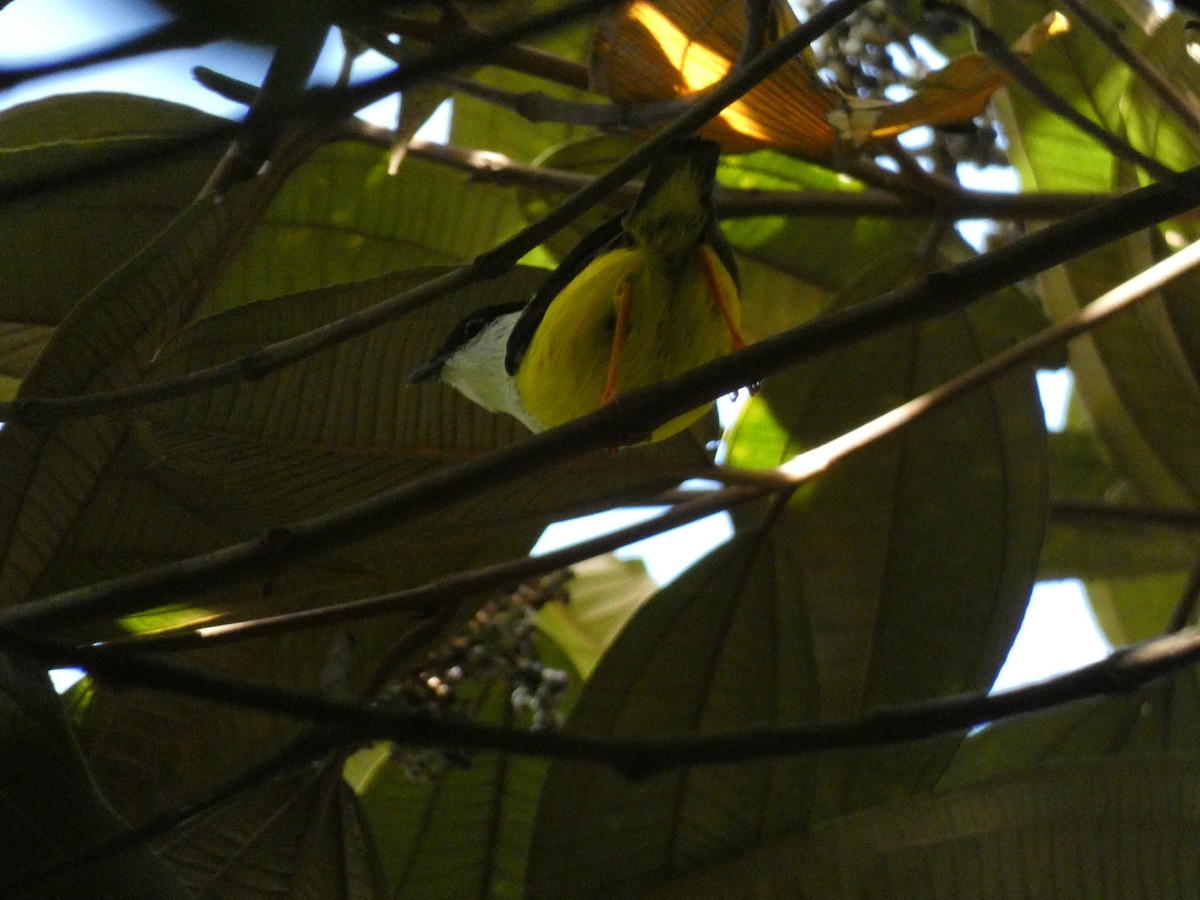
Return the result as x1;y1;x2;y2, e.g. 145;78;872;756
378;572;574;781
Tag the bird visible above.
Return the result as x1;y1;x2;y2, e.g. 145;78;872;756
408;136;746;443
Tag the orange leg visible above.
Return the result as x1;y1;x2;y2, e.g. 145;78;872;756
697;247;745;351
698;247;759;395
602;280;633;405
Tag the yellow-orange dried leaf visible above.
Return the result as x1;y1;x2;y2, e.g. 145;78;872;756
865;12;1070;142
590;0;848;159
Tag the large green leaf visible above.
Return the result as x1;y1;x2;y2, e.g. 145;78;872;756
725;267;1047;816
0;657;189;899
525;524;819;898
536;554;659;679
0;93;226;328
157;760;386;899
203;145;529;315
75;264;716;832
652;755;1200;898
360;683;546;900
991;0;1200;505
0;187;266;610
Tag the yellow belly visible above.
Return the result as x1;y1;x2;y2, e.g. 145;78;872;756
514;245;740;442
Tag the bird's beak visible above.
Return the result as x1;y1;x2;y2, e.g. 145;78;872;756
406;357;446;384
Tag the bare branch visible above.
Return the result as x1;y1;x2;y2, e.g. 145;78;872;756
3;162;1199;631
7;615;1200;776
770;237;1200;486
106;487;765;652
1051;500;1200;530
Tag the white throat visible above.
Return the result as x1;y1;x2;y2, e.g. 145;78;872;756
440;311;543;433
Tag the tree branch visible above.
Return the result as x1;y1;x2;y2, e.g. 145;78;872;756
7;617;1200;776
4;162;1200;631
1050;499;1200;530
353;14;591;91
0;0;626;208
769;236;1200;486
105;486;765;652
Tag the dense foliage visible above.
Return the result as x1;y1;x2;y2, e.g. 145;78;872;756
3;0;1200;896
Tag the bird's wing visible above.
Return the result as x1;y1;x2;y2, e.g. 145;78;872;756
504;213;626;375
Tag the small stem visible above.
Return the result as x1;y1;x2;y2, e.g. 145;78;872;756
1051;500;1200;530
355;16;590;91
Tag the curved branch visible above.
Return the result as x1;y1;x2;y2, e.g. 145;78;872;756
4;163;1200;631
6;616;1200;776
106;486;765;652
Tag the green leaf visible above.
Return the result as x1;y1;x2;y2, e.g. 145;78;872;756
1037;240;1200;504
725;265;1047;814
203;146;529;314
1042;431;1199;580
0;93;226;327
992;2;1200;504
157;760;386;899
653;755;1200;898
77;266;716;829
360;684;544;900
0;187;263;610
0;323;53;383
0;655;189;899
1087;571;1190;645
526;525;819;898
537;555;659;679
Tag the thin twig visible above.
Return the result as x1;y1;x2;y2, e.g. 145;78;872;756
354;15;591;90
104;487;765;652
4;162;1200;631
6;619;1200;776
770;238;1200;485
0;0;625;208
1055;0;1200;133
442;74;695;128
1051;499;1200;530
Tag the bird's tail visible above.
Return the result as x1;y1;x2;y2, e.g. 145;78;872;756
623;137;720;262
